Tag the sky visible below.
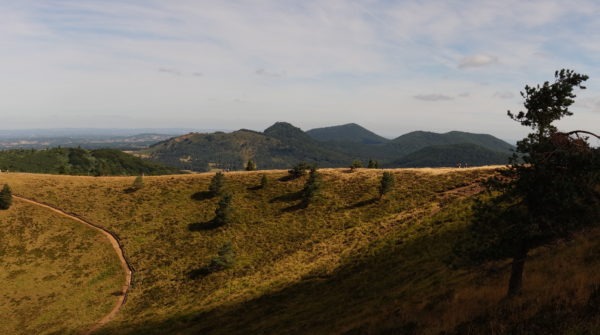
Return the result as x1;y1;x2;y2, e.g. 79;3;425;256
1;1;600;142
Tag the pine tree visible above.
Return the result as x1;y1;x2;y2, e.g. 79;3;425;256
0;184;13;210
208;171;225;196
131;175;144;191
213;193;232;226
350;160;362;172
301;167;322;207
367;159;379;169
466;69;600;297
379;171;395;199
260;174;269;189
245;160;257;171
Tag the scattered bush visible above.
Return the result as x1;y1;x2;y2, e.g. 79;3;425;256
350;160;362;172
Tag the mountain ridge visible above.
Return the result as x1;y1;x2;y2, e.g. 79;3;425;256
142;122;514;171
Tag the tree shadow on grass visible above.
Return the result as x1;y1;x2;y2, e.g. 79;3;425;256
247;185;263;191
188;220;223;231
191;191;214;201
269;191;303;203
343;197;379;210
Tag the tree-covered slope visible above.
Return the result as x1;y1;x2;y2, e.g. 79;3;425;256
142;122;514;171
392;143;511;167
145;123;352;171
387;130;514;157
306;123;389;144
0;148;179;175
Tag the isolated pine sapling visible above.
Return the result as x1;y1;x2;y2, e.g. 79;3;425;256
245;159;257;171
131;175;144;191
209;171;225;196
260;174;269;189
189;242;235;278
301;167;322;207
379;171;395;199
210;242;235;270
0;184;12;210
213;193;233;227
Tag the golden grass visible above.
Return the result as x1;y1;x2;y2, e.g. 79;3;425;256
0;200;123;335
0;167;598;334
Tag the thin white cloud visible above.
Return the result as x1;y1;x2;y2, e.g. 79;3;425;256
158;68;182;76
414;94;454;101
255;68;285;78
458;54;498;69
0;0;599;142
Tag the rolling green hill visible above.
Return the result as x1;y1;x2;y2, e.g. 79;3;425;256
387;130;514;157
1;169;599;334
0;148;179;175
306;123;389;144
393;143;512;167
145;123;350;171
142;122;513;171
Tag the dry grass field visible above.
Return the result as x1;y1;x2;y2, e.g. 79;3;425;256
1;167;599;334
0;200;123;334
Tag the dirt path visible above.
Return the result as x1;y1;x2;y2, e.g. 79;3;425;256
13;195;132;335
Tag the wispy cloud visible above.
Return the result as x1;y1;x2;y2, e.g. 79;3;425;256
255;68;285;78
414;94;454;101
0;0;599;141
158;68;182;76
458;54;498;69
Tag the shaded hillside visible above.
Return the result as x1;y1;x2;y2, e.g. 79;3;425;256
143;122;514;171
393;143;511;167
145;123;351;171
306;123;389;144
387;130;514;156
0;148;179;175
1;169;599;334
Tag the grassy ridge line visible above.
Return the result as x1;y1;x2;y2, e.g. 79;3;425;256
13;195;133;334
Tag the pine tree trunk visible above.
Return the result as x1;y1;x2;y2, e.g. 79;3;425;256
507;242;529;297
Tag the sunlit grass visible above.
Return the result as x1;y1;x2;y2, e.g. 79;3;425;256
1;166;598;334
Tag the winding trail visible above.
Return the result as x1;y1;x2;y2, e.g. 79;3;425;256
13;195;132;335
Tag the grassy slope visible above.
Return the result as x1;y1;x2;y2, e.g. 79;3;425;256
1;168;599;334
0;201;123;335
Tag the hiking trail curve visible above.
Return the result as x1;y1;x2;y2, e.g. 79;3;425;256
14;195;133;335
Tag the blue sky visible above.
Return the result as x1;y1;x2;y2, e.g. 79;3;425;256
1;1;599;141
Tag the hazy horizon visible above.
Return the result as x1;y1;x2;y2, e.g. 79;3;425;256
2;1;599;142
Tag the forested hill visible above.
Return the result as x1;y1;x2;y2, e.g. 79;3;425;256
143;122;514;171
0;148;180;175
